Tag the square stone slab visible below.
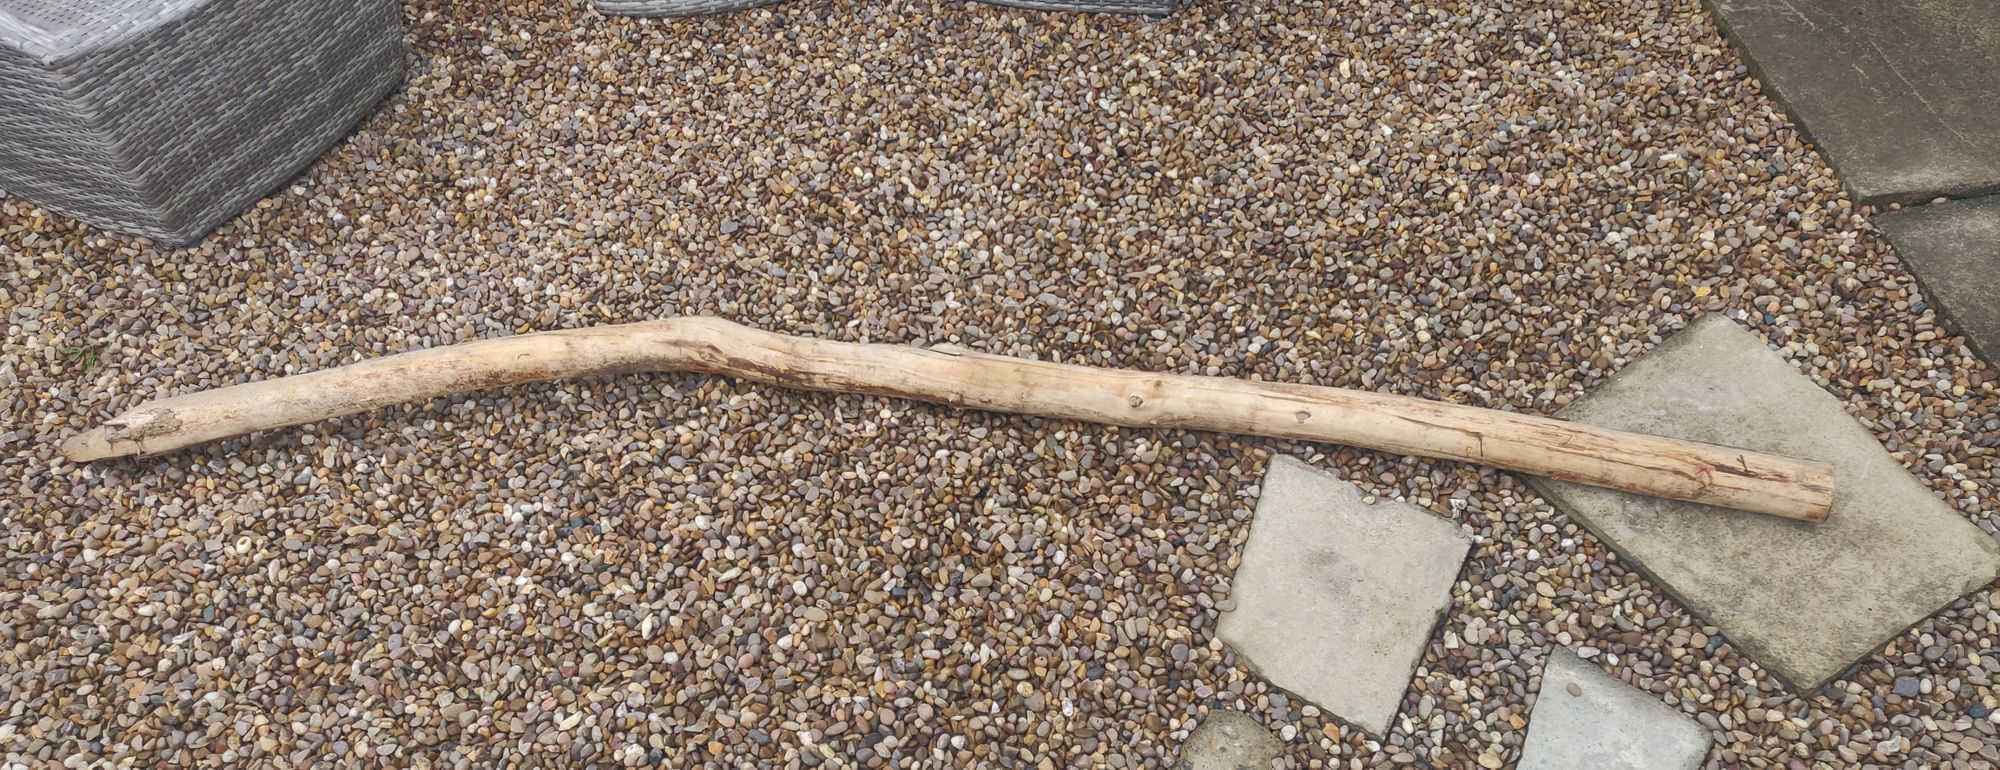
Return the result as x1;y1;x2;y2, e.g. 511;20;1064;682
1175;711;1283;770
1529;316;2000;692
1877;196;2000;363
1706;0;2000;204
1218;455;1472;736
1520;649;1711;770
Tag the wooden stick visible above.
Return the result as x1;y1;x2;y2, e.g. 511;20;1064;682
61;317;1834;521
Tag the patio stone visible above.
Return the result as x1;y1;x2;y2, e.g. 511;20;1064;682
1175;710;1283;770
1528;316;2000;691
1704;0;2000;204
1519;649;1711;770
1218;455;1472;736
1877;196;2000;363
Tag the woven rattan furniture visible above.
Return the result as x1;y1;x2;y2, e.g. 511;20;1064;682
0;0;406;246
596;0;1177;16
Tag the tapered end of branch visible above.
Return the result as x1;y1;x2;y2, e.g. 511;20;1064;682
62;408;187;463
61;428;120;463
1791;461;1837;524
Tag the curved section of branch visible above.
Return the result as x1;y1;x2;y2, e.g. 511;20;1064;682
61;316;1835;522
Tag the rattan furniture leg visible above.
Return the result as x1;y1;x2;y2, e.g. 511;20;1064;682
0;0;407;246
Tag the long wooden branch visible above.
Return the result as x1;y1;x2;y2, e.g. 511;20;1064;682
62;317;1834;522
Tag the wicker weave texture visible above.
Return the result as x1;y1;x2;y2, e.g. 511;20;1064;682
0;0;208;62
0;0;406;246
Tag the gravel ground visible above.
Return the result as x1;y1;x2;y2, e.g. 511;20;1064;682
4;0;1998;767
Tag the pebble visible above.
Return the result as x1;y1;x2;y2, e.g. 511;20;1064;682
3;0;1996;767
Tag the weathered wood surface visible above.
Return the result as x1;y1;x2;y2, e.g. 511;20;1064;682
62;317;1835;521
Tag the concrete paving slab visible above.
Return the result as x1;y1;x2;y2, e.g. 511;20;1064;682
1529;316;2000;692
1877;196;2000;362
1705;0;2000;204
1519;649;1711;770
1175;710;1283;770
1218;456;1472;736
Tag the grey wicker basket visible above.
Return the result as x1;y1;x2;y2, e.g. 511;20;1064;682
0;0;406;246
595;0;1178;16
